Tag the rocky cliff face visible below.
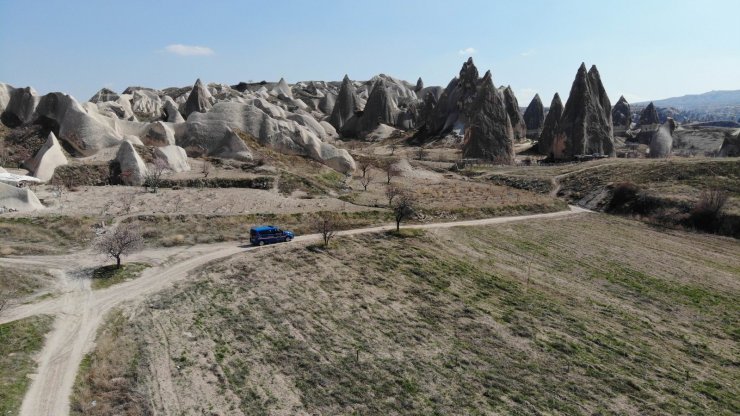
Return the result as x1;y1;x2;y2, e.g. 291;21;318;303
502;86;527;141
416;58;482;140
612;95;631;130
184;79;213;118
357;79;398;134
523;94;545;132
554;64;614;159
538;93;563;155
638;102;660;127
462;71;514;163
328;75;360;132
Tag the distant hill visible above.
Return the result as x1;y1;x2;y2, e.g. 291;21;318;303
635;90;740;110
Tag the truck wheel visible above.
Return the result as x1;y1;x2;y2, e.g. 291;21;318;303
286;236;293;242
258;240;265;246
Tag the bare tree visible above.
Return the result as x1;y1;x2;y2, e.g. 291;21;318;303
94;223;144;268
381;158;400;185
359;170;373;191
416;146;428;160
389;143;397;156
313;212;343;247
201;159;212;178
355;156;372;179
385;183;402;206
392;191;416;231
144;158;171;193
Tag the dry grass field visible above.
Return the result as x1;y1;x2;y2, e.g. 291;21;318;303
73;214;739;415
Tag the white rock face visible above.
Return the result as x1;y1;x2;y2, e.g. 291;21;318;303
183;102;355;172
142;121;176;146
271;78;293;99
131;90;163;120
648;118;676;158
36;92;123;156
154;145;190;172
162;96;185;123
0;182;44;212
320;121;338;140
25;132;68;182
114;141;148;186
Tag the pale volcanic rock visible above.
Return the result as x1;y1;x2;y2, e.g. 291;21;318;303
154;145;191;172
184;79;213;118
114;140;148;186
0;182;44;212
25;132;68;182
648;118;676;158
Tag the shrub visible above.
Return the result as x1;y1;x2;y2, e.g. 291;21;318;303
688;188;728;233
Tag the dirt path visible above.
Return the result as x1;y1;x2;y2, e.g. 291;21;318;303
0;206;589;416
549;161;622;198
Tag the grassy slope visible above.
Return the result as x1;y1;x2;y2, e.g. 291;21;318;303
0;315;53;415
481;158;740;214
79;214;739;415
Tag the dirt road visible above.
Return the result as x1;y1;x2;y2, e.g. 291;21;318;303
0;206;589;416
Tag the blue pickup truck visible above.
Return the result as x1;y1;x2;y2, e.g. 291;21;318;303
249;225;295;246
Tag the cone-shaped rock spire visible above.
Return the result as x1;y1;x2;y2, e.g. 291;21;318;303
462;70;514;163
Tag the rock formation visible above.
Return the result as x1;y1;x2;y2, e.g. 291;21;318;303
611;95;631;130
154;145;190;172
25;132;68;181
718;129;740;157
553;64;614;159
328;75;359;131
538;93;563;155
523;94;545;132
114;141;148;186
131;89;163;121
357;79;398;134
35;92;122;156
1;85;39;125
184;79;213;118
89;88;119;103
638;102;659;127
648;118;676;158
0;182;44;212
502;86;527;141
271;78;293;99
462;71;514;163
183;102;355;172
414;77;424;92
416;58;481;139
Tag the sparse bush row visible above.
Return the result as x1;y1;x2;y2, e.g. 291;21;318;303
607;182;739;237
157;176;274;190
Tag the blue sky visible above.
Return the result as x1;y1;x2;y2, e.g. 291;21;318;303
1;0;739;105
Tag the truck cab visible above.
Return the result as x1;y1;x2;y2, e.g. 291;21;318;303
249;225;295;246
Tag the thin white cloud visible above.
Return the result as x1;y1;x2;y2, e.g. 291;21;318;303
164;44;215;56
458;47;477;56
520;49;535;57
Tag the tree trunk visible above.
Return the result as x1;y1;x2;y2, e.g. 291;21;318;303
396;218;401;231
116;255;121;269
